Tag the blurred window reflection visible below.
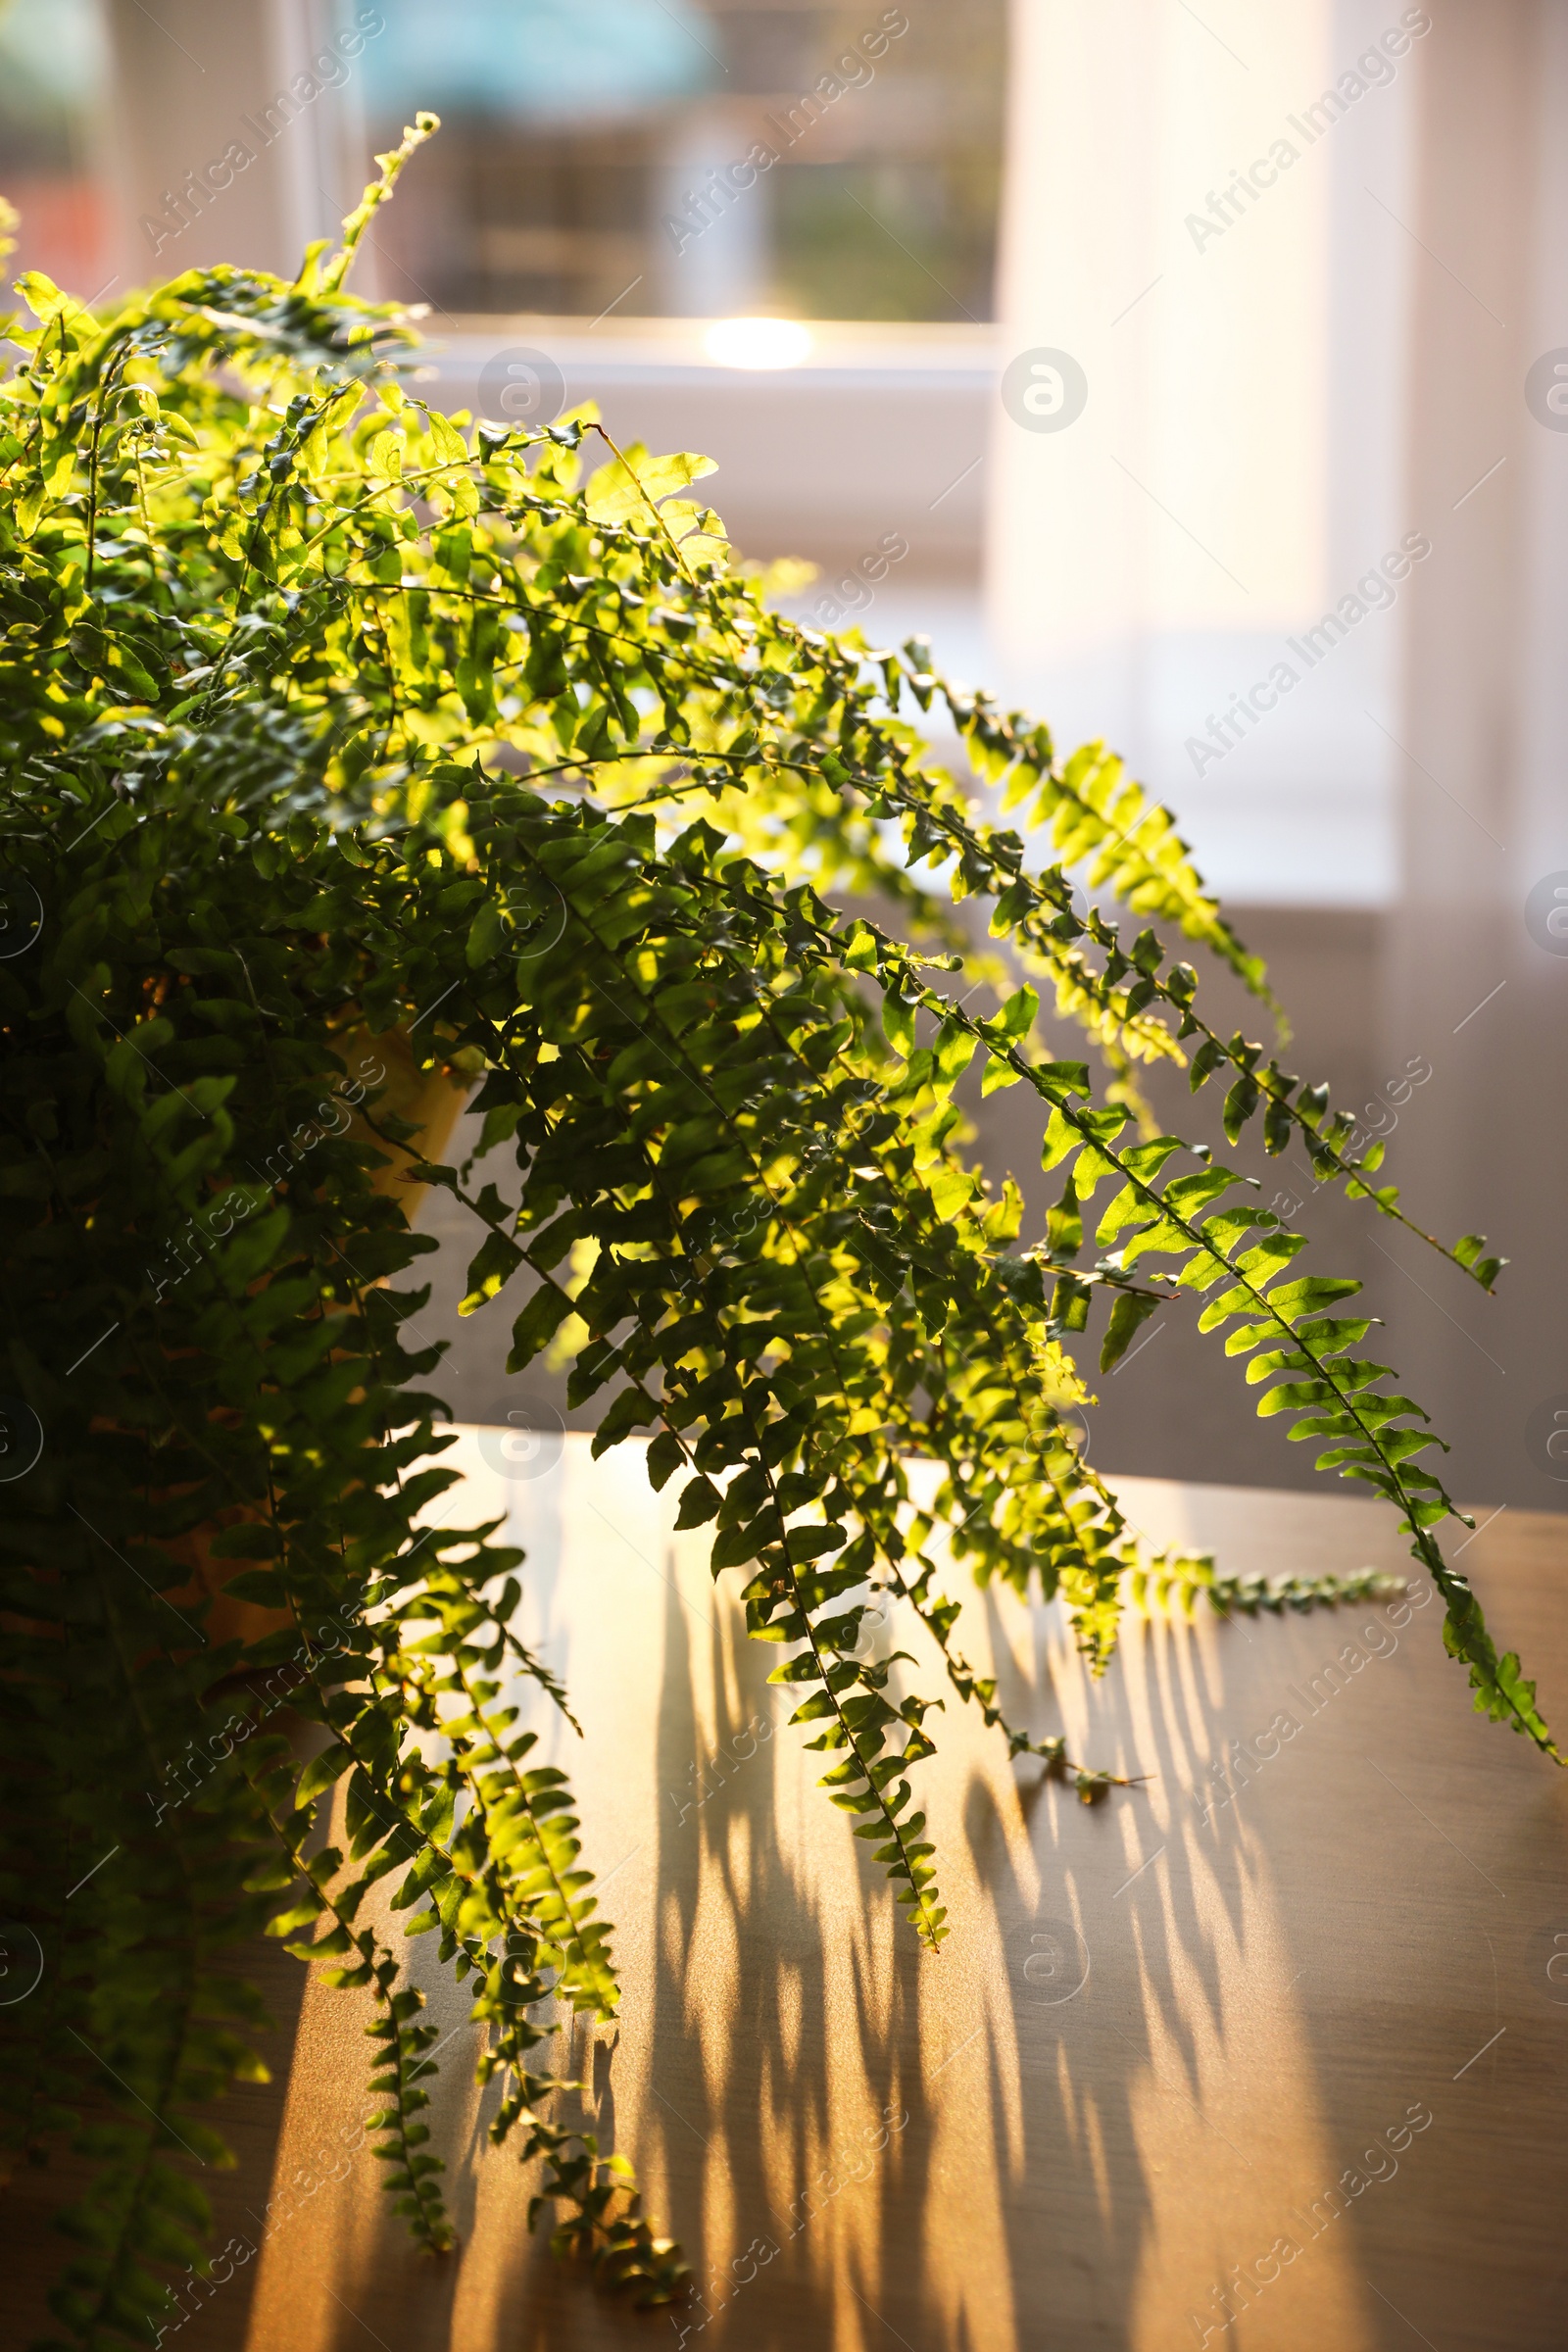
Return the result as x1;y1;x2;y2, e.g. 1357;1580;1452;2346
0;0;113;300
362;0;1004;321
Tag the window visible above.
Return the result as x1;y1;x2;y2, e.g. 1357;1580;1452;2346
362;0;1005;323
0;0;113;303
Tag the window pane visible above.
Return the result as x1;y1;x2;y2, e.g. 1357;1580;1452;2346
0;0;113;302
363;0;1005;320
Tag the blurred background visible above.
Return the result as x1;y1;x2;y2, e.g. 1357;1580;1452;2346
5;0;1564;1513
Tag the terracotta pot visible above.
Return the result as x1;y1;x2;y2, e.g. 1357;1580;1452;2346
172;1030;471;1652
347;1022;471;1220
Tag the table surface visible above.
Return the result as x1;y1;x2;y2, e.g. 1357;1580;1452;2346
11;1439;1568;2352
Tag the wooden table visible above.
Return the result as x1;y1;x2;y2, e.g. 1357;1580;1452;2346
12;1440;1568;2350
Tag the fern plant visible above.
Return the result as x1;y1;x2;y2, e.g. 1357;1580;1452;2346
0;122;1554;2347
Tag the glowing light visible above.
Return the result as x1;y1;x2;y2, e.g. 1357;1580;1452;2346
703;317;813;370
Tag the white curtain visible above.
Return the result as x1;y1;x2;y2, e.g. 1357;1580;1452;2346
989;0;1421;904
